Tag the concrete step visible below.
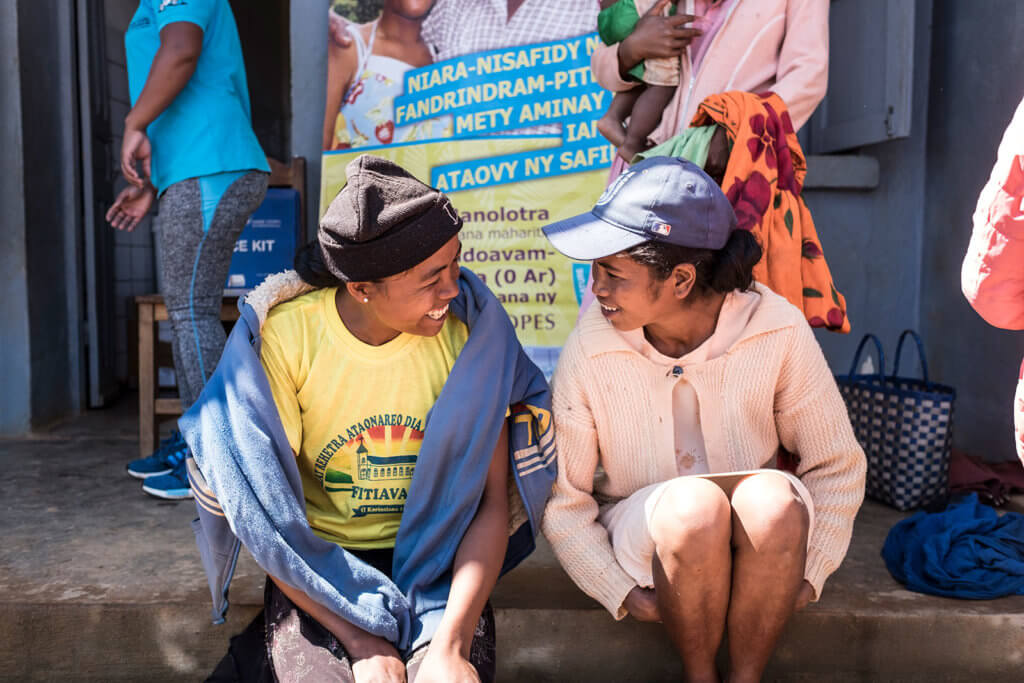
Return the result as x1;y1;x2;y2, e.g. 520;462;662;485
2;403;1022;681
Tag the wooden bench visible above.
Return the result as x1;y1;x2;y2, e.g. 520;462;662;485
134;156;306;455
134;295;239;455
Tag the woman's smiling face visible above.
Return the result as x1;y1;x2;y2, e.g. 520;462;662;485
591;251;676;331
363;235;462;338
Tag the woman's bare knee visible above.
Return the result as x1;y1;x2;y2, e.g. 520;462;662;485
730;473;809;552
649;478;732;553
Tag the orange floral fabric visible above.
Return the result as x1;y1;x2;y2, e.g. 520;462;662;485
692;91;850;333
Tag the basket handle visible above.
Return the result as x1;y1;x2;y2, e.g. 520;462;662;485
892;329;930;384
847;333;886;380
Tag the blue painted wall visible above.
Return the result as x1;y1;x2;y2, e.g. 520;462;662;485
0;1;82;434
808;0;1024;461
0;0;32;434
290;2;327;242
807;0;933;386
19;1;82;428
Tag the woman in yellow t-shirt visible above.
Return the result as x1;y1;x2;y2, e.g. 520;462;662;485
212;155;508;683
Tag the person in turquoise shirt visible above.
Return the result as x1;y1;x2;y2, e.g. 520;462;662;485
105;0;270;501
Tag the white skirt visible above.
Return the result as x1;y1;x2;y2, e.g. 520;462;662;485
597;469;815;588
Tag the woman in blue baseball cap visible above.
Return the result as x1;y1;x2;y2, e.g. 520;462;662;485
540;156;866;682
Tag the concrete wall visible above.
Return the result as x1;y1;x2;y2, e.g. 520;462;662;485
20;1;83;426
0;1;85;432
920;0;1024;461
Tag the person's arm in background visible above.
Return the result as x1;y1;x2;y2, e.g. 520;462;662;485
106;182;158;232
322;29;359;150
121;20;204;186
414;422;510;683
591;0;701;92
769;0;829;132
962;96;1024;466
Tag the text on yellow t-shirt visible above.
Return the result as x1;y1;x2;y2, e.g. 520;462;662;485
259;287;468;549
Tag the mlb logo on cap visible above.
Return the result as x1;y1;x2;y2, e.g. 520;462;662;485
540;157;738;261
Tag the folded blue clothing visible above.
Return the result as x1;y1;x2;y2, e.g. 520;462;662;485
881;493;1024;599
180;268;557;654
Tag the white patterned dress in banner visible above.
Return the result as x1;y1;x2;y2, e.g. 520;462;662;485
328;21;452;150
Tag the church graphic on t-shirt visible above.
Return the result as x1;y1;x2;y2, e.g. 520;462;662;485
320;423;421;507
355;430;419;482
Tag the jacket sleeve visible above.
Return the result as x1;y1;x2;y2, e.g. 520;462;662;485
541;336;637;619
770;0;829;131
774;320;866;600
962;99;1024;331
590;43;640;94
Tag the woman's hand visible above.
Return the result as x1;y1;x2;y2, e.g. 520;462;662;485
623;586;661;622
120;121;153;188
618;0;702;77
349;635;406;683
410;644;479;683
794;580;815;611
106;183;156;231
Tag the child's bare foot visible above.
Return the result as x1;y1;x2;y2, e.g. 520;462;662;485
617;138;647;163
597;113;627;147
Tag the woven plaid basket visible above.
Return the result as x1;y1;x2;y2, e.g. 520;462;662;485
835;330;956;511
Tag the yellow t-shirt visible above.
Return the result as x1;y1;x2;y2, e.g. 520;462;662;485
259;287;468;549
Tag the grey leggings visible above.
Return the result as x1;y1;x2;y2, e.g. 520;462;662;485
157;171;268;410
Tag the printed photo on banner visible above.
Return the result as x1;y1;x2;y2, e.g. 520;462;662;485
321;0;612;376
324;0;452;150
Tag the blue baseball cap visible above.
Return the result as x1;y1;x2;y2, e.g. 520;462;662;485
541;156;737;261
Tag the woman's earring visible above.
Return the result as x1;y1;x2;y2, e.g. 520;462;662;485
363;297;369;303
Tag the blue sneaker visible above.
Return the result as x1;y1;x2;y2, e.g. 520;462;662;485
141;452;194;500
127;431;185;479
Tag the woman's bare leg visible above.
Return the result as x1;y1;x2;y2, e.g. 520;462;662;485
650;478;733;683
725;473;809;683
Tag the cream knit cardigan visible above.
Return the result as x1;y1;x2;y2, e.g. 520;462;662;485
542;284;866;618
